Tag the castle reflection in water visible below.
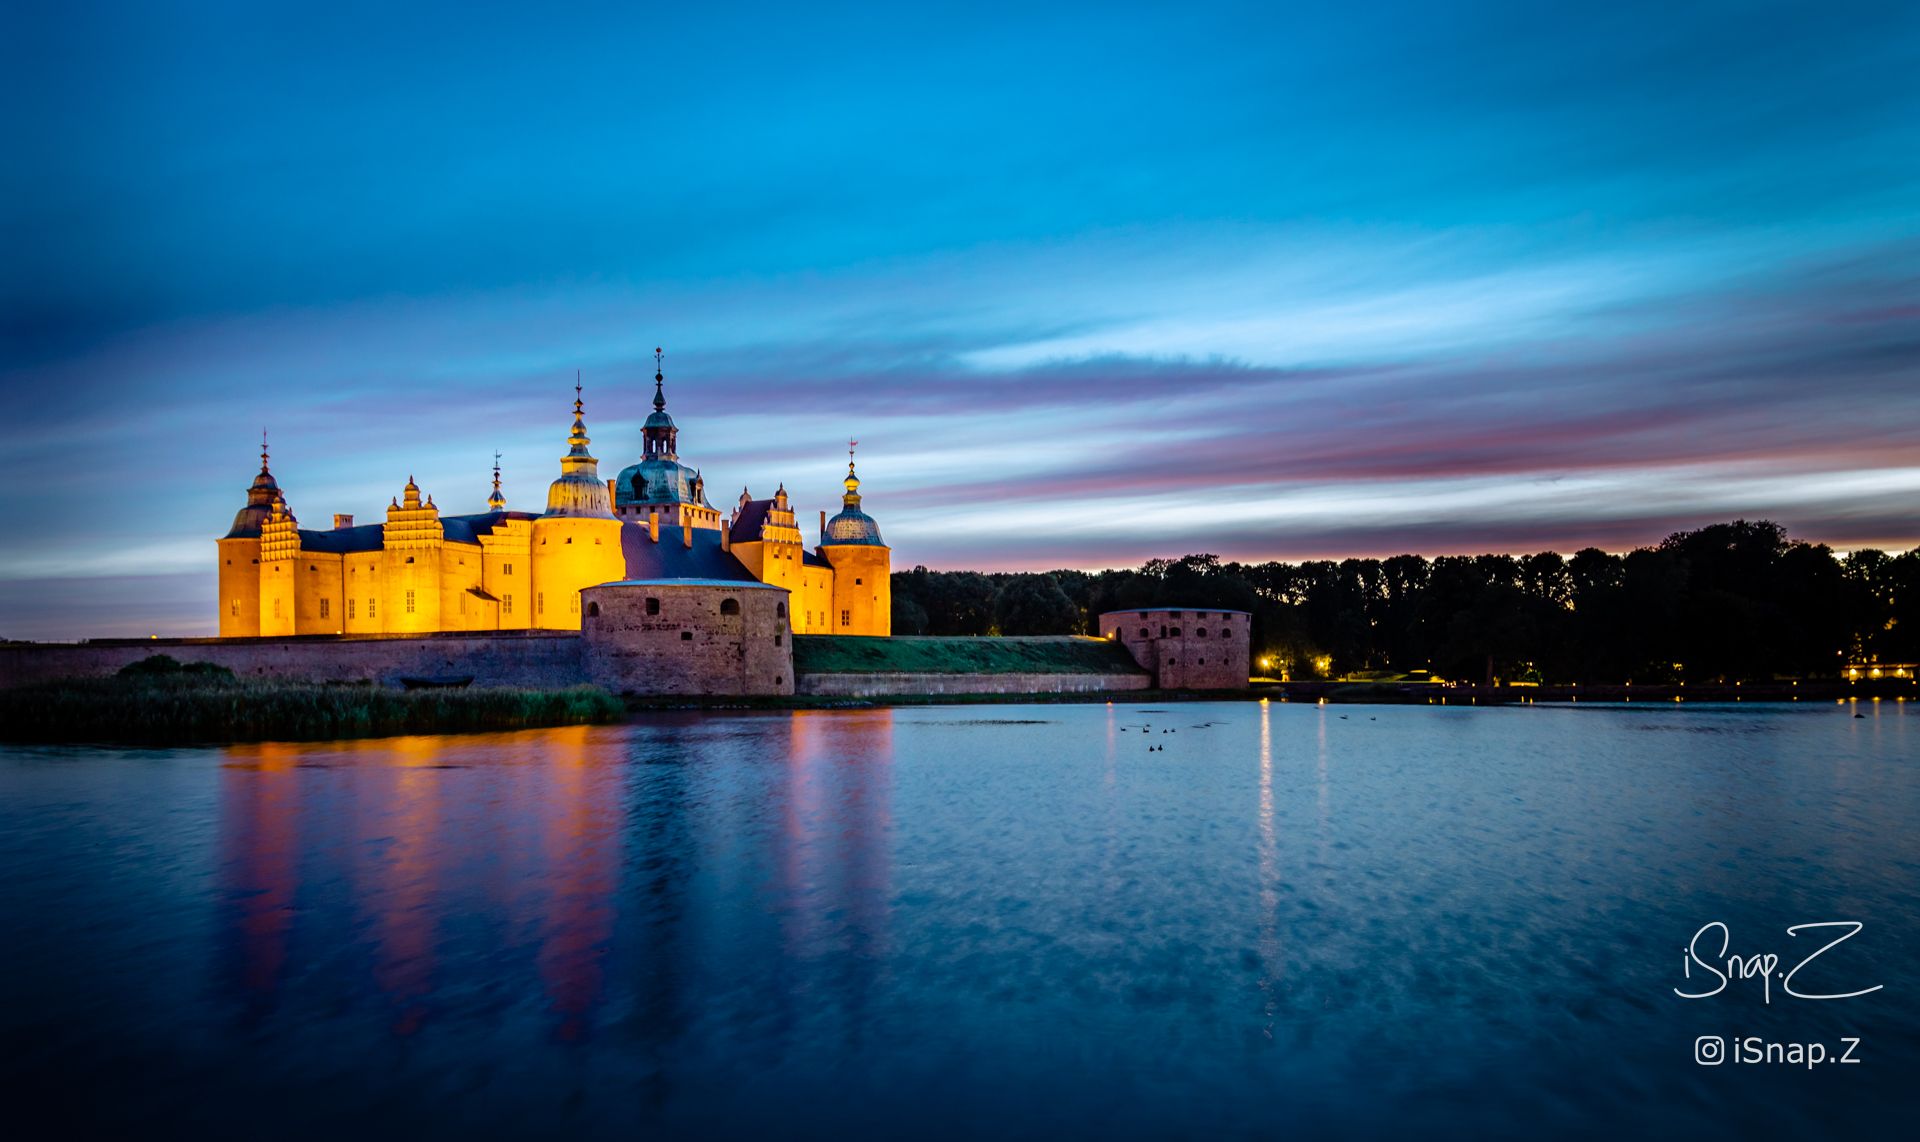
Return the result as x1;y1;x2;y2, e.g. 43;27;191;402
216;712;894;1045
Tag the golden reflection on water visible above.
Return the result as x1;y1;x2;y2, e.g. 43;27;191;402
217;715;896;1043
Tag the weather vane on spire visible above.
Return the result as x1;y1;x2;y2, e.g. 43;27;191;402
260;428;270;471
848;439;859;470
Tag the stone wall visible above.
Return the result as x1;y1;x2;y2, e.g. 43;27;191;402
581;580;793;696
1098;608;1251;690
796;671;1151;697
0;631;585;690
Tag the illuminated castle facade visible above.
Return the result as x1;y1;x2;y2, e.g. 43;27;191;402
216;359;890;639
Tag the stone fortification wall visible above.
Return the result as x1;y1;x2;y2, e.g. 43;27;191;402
1097;608;1251;690
796;671;1151;697
581;581;793;696
0;632;584;690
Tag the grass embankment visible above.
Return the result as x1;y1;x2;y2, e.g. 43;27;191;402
793;634;1147;675
0;656;623;745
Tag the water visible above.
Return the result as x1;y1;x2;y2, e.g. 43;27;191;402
1;701;1913;1139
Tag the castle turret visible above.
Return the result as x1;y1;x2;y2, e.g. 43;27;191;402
819;444;890;636
377;475;445;634
613;349;721;530
218;434;281;636
530;381;624;629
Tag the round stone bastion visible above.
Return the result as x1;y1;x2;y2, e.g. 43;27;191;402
580;579;793;697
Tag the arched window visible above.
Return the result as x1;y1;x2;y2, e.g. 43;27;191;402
646;597;660;615
586;601;600;617
776;602;787;618
1139;627;1149;638
1196;628;1208;638
720;597;741;616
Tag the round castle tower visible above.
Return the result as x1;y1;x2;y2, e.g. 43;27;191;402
819;447;891;636
529;383;624;630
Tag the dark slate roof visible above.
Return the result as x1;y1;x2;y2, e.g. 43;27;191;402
295;511;537;554
297;522;385;554
618;523;759;582
802;549;832;568
727;498;774;543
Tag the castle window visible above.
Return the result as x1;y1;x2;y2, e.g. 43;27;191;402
503;595;513;615
272;599;281;618
646;597;660;615
774;634;782;646
840;610;850;627
348;599;356;619
1169;627;1181;636
1197;628;1207;638
1221;628;1231;638
230;601;239;616
570;594;579;614
586;601;600;617
405;589;416;614
565;538;572;544
854;577;862;585
320;599;330;619
538;592;545;614
720;598;740;616
1160;626;1167;637
406;556;414;564
308;564;316;571
369;598;377;618
681;631;693;641
1198;657;1205;665
776;602;787;618
503;563;513;575
1139;627;1149;638
594;538;601;545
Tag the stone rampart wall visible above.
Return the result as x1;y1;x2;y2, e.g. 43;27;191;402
0;633;585;690
796;671;1151;697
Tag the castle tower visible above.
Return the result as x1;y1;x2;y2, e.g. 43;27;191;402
381;476;445;634
530;381;624;630
819;444;891;636
613;349;722;530
218;433;279;637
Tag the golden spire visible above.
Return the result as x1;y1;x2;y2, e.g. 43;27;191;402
568;373;592;454
488;450;506;511
844;438;862;503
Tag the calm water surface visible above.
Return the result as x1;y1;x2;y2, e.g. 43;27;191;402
1;701;1914;1139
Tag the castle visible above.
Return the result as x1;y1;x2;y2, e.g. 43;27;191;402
216;355;890;640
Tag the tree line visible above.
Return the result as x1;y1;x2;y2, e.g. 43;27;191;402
890;520;1919;683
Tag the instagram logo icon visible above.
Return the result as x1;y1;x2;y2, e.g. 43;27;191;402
1695;1036;1726;1065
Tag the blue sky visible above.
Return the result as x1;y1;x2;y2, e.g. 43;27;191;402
3;0;1918;636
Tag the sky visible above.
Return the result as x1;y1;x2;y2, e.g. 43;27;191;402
3;0;1918;637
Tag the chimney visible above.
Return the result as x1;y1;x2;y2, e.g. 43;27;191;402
648;509;659;544
683;521;693;548
720;523;731;553
607;478;617;502
334;514;354;529
820;510;827;542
